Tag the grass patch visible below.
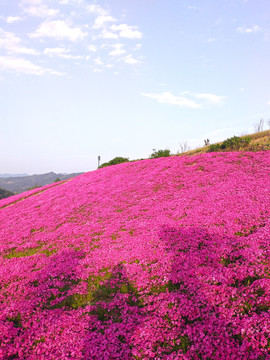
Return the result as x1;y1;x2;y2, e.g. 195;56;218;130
231;274;261;288
33;336;45;346
155;335;191;356
30;227;45;233
7;313;22;328
150;280;182;294
220;255;243;267
47;265;142;310
3;245;57;259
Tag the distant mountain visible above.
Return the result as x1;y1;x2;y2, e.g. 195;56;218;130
0;171;83;194
0;173;28;178
0;188;14;200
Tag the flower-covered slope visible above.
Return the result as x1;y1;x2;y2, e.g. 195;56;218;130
0;152;270;359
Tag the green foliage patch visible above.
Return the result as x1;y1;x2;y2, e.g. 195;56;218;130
208;136;251;152
3;245;57;259
47;265;142;310
99;157;129;168
7;313;22;328
150;149;171;158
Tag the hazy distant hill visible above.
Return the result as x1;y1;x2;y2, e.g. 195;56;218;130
0;188;14;200
0;171;83;194
0;173;28;178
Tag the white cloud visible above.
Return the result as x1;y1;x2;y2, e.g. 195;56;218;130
43;47;85;60
267;101;270;106
6;16;22;24
94;57;103;65
0;55;62;75
99;29;118;39
195;93;226;105
188;6;200;11
111;24;142;39
237;25;261;34
142;92;201;109
20;0;59;18
60;54;85;60
109;43;125;56
60;0;84;4
142;91;226;108
88;45;97;52
27;6;58;17
93;15;116;29
0;29;39;55
44;47;69;56
30;20;87;42
134;43;142;50
87;4;107;16
124;54;140;64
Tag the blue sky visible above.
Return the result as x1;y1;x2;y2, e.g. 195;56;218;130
1;0;270;174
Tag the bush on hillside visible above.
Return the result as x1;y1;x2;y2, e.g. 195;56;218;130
150;149;171;159
0;188;14;200
208;144;222;152
99;157;129;168
208;136;251;152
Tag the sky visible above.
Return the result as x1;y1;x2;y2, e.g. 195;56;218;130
1;0;270;174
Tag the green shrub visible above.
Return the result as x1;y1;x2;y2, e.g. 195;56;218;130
208;136;251;152
99;157;129;168
150;149;171;159
221;136;241;149
208;144;221;152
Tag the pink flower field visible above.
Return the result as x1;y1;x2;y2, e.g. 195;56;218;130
0;152;270;359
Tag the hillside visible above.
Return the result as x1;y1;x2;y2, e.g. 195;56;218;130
0;188;14;200
0;171;83;194
185;130;270;156
0;152;270;359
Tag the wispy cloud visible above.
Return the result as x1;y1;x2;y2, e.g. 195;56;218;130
44;47;87;60
142;91;226;109
6;16;22;24
1;1;143;75
109;43;125;56
124;54;140;64
60;0;85;4
187;6;200;11
87;4;107;16
0;55;62;75
111;24;142;39
20;0;59;18
30;20;87;42
195;93;226;105
44;47;69;56
88;45;97;52
237;25;261;34
205;38;215;43
99;29;118;40
93;15;116;29
142;92;201;109
94;57;103;66
134;43;142;50
0;29;39;55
